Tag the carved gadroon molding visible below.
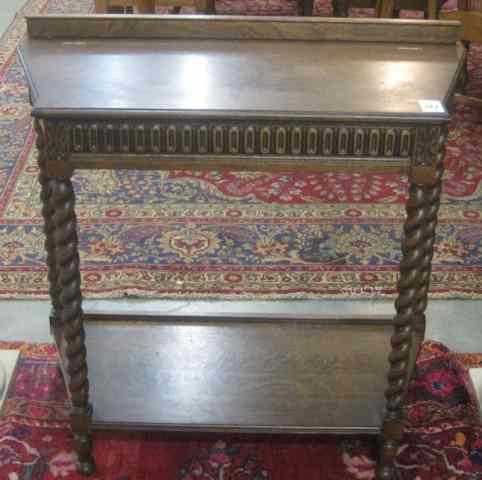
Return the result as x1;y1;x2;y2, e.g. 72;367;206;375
66;121;416;159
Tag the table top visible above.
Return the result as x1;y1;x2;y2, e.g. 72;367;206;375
19;15;463;121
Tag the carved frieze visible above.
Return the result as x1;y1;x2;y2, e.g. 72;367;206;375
67;121;416;159
39;119;73;178
413;126;443;167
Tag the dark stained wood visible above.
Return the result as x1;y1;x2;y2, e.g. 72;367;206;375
71;154;410;173
46;121;444;185
376;127;445;479
25;14;460;43
82;311;394;325
81;315;392;433
19;35;460;120
34;119;61;334
24;14;463;479
299;0;314;15
38;120;95;475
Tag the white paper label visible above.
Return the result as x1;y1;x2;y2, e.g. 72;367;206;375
418;100;445;113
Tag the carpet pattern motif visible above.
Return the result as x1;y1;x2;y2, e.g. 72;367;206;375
0;0;481;299
0;341;480;479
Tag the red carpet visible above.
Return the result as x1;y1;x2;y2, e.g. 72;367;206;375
0;341;480;479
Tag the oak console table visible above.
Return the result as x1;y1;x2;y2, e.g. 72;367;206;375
19;15;463;479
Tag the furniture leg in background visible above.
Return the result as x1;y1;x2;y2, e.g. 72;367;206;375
336;0;440;18
94;0;109;12
95;0;135;12
95;0;216;13
333;0;383;17
332;0;348;15
136;0;156;12
298;0;315;15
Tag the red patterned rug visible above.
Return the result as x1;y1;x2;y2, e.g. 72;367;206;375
0;341;480;479
0;0;481;300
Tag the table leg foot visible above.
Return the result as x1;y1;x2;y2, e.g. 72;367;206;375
376;438;398;479
72;405;95;476
377;418;402;479
375;466;393;480
76;447;96;476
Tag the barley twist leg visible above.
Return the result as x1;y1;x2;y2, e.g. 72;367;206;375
376;130;445;480
35;119;61;334
50;176;95;476
407;137;445;381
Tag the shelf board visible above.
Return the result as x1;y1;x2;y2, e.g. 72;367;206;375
81;314;392;434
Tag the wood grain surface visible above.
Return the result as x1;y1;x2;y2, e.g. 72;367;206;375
19;36;459;119
26;15;460;43
82;316;392;433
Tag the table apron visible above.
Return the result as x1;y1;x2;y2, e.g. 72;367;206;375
38;119;446;183
67;152;411;174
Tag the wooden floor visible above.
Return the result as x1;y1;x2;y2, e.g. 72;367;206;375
83;314;392;434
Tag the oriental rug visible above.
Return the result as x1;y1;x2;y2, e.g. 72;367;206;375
0;340;480;479
0;0;481;300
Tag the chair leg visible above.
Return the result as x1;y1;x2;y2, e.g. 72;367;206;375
136;0;156;13
301;0;314;15
378;0;395;17
427;0;438;18
204;0;216;13
375;0;382;16
94;0;109;12
332;0;348;17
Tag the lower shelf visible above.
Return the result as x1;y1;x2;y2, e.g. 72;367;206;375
82;314;393;434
